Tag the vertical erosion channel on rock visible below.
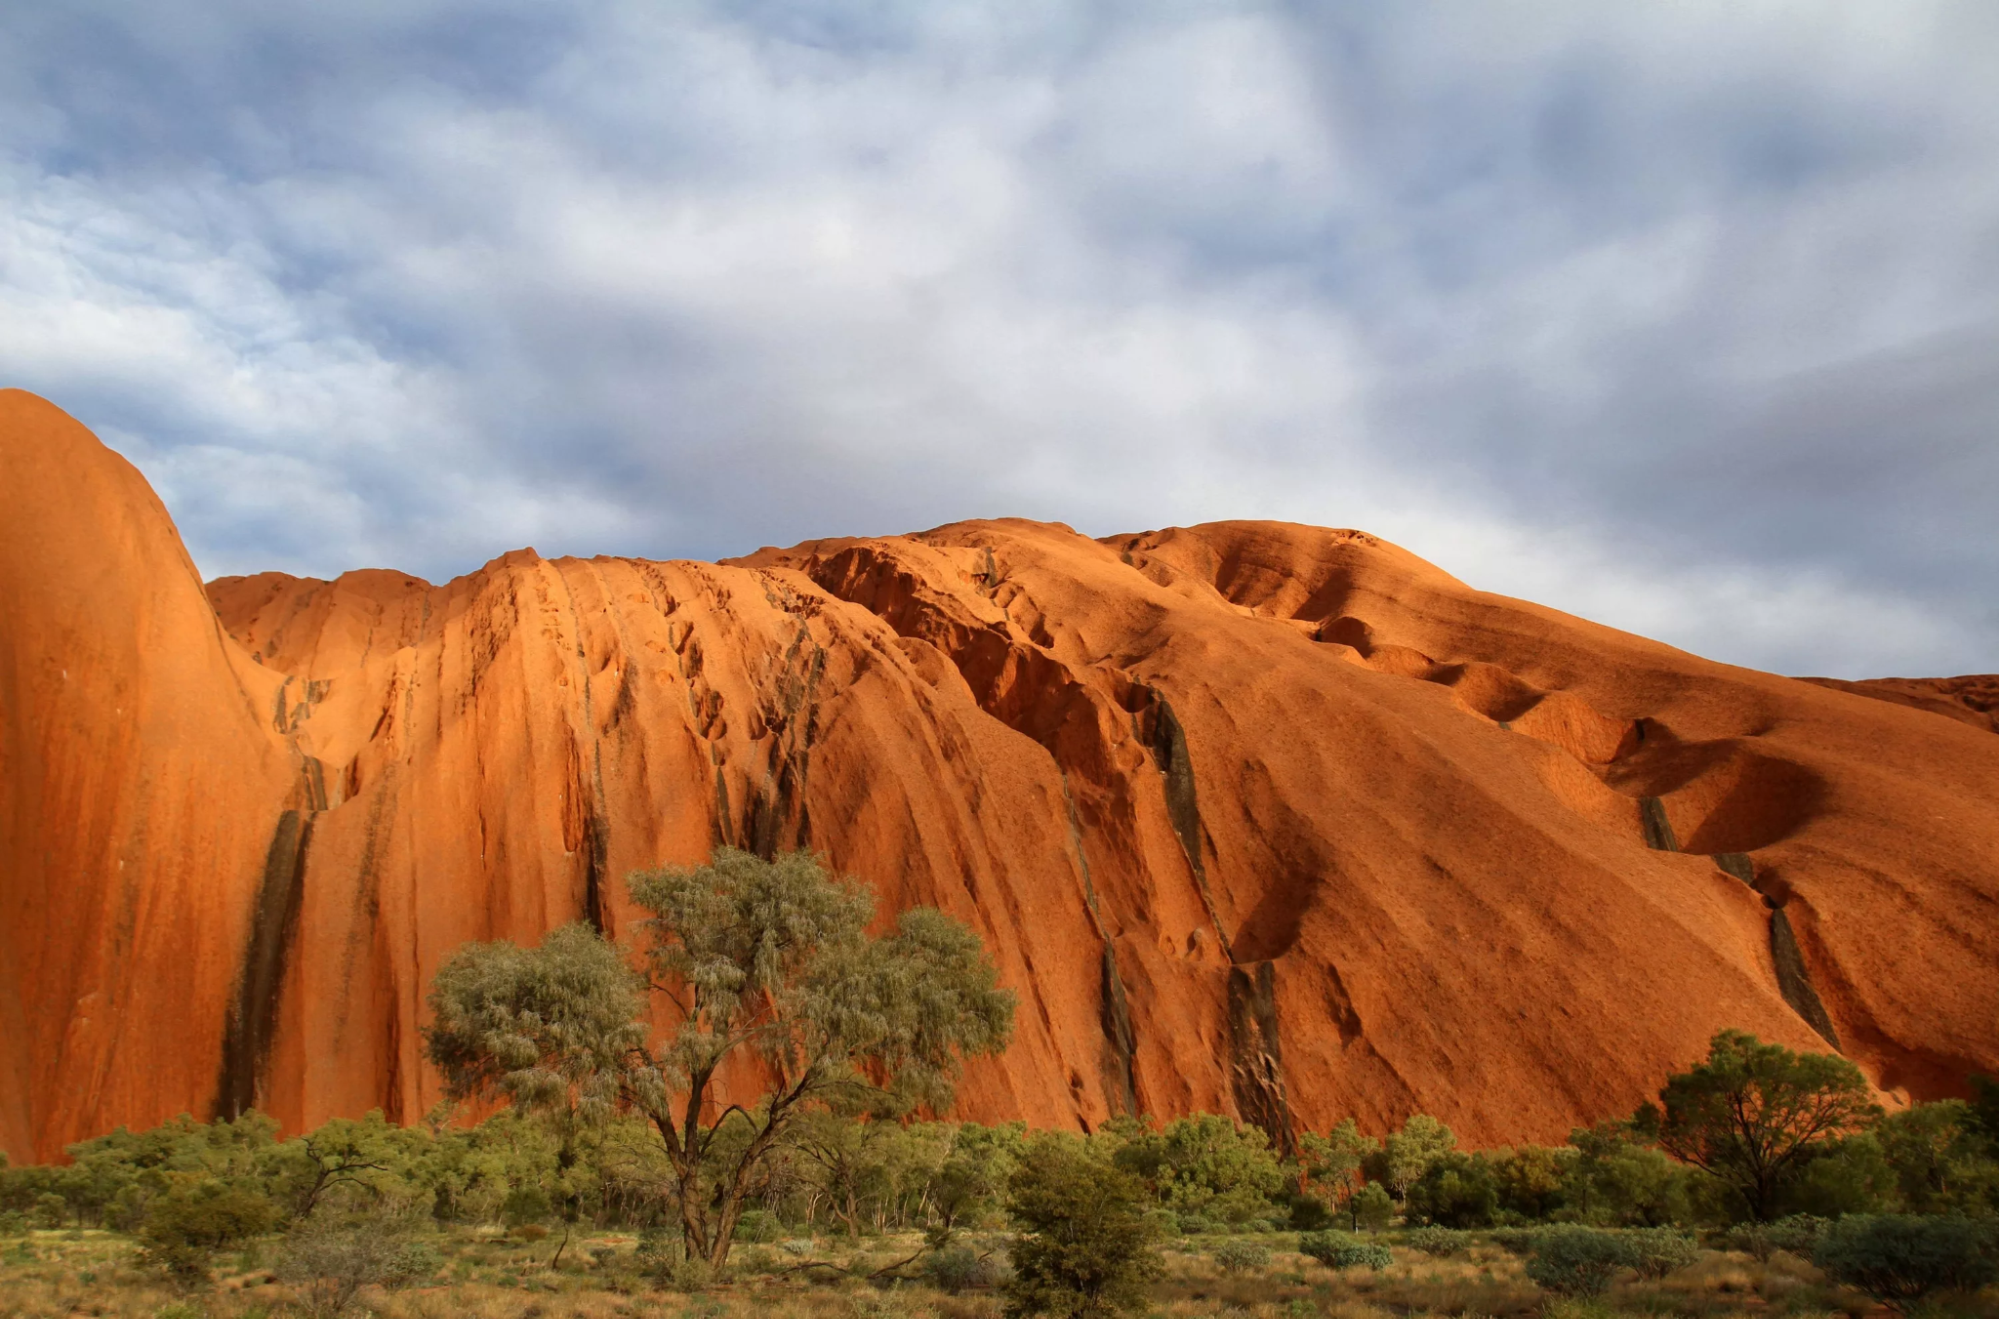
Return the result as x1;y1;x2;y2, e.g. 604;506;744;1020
1144;692;1296;1146
1709;851;1842;1050
216;807;313;1119
1770;907;1841;1049
1226;962;1295;1156
1146;694;1230;952
1062;773;1138;1115
1639;796;1679;852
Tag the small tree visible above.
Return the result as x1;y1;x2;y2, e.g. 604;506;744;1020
1647;1030;1879;1221
1489;1144;1573;1221
1874;1100;1999;1214
1564;1119;1691;1226
426;848;1016;1267
1349;1182;1393;1231
1112;1114;1284;1227
1405;1152;1499;1228
263;1111;413;1220
1298;1118;1378;1227
1368;1114;1455;1202
136;1175;279;1284
1004;1137;1161;1319
930;1121;1026;1237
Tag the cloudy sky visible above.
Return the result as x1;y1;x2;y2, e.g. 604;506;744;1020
3;2;1996;677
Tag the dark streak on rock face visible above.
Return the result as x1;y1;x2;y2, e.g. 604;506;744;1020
1099;946;1139;1116
1147;693;1231;957
1770;907;1841;1049
583;811;609;932
216;808;312;1120
1226;960;1294;1157
1714;852;1756;886
1640;796;1679;852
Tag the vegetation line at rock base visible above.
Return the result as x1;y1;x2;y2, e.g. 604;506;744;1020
8;849;1999;1317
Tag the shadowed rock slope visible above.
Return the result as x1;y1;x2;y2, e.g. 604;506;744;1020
6;389;1997;1163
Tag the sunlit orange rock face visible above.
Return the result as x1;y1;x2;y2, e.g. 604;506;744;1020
5;388;1998;1165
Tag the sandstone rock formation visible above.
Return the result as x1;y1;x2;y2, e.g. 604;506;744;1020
1802;674;1999;735
6;388;1998;1164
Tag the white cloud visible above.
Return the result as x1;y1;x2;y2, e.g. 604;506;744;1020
1;2;1996;675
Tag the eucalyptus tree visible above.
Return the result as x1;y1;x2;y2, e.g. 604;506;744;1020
425;847;1015;1265
1646;1029;1879;1221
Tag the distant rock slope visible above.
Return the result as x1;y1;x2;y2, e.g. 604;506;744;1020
5;388;1997;1164
1801;675;1999;735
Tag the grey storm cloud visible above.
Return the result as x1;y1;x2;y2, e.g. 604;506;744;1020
2;1;1996;677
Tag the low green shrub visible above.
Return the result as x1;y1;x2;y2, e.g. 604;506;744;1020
667;1257;714;1292
138;1180;279;1285
277;1216;437;1316
925;1245;999;1293
1298;1231;1391;1272
1626;1226;1699;1279
1525;1225;1641;1298
1723;1213;1828;1263
1402;1226;1468;1257
1812;1214;1997;1309
1766;1214;1831;1259
1212;1239;1270;1273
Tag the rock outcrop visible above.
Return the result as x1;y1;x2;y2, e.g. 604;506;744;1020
1802;675;1999;735
6;389;1998;1164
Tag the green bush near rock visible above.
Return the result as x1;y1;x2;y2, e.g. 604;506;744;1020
1525;1225;1641;1298
1812;1214;1997;1309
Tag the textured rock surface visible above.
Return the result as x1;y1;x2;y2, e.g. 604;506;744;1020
6;389;1998;1163
1802;675;1999;734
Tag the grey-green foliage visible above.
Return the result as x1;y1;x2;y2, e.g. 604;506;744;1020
1812;1214;1998;1308
425;847;1016;1268
425;923;648;1120
1368;1115;1456;1201
1524;1225;1641;1298
1625;1226;1699;1279
276;1211;440;1315
1298;1231;1391;1272
1401;1226;1468;1257
925;1244;1001;1293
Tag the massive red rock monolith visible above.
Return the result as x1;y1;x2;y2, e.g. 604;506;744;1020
5;389;1997;1164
